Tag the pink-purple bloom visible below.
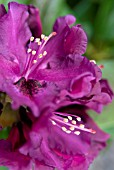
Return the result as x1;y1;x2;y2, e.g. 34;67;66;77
0;105;110;170
0;2;113;116
0;2;113;170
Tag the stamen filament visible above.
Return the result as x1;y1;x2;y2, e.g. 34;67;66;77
25;32;56;78
51;115;96;134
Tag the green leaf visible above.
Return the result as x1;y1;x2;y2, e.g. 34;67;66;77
0;166;8;170
0;127;11;139
94;0;114;41
0;0;31;7
33;0;72;34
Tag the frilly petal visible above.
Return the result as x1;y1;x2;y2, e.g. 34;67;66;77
0;140;53;170
64;25;87;55
18;107;109;170
0;2;31;71
53;15;76;33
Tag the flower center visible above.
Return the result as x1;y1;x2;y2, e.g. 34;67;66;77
14;77;44;96
50;112;96;135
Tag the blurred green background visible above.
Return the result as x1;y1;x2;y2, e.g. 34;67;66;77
0;0;114;169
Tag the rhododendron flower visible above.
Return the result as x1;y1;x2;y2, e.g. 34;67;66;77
0;1;113;170
0;2;113;117
0;105;110;170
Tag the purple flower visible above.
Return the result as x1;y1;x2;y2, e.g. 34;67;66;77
0;2;113;170
0;105;109;170
0;2;113;117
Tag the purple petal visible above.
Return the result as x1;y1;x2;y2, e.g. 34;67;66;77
4;83;39;117
85;79;114;112
0;4;6;17
92;62;102;81
53;15;76;33
100;79;114;99
0;140;31;170
0;55;20;90
0;2;31;70
53;15;87;55
30;55;95;82
27;5;42;37
69;73;95;98
33;82;59;113
64;25;87;55
0;56;39;117
0;140;52;170
19;106;109;170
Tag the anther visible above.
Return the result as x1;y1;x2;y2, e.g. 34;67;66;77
33;60;37;64
35;38;40;43
52;120;56;125
52;32;57;36
32;50;36;55
68;116;72;121
43;51;47;56
79;124;85;129
77;117;81;122
90;60;96;64
30;36;34;42
38;54;43;58
70;126;75;131
90;129;96;134
74;131;80;135
62;127;67;132
38;41;41;45
63;118;68;123
27;48;32;53
44;36;48;41
66;130;71;134
99;64;104;69
41;34;45;39
72;120;76;125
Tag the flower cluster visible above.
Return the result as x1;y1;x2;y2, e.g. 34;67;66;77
0;2;113;170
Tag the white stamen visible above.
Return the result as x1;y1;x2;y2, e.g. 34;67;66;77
44;36;48;41
66;130;71;134
30;36;34;41
72;120;76;125
41;34;45;39
38;41;42;45
43;51;47;56
69;126;75;131
62;127;67;132
68;116;72;120
38;54;43;58
63;118;68;123
52;120;56;125
32;50;36;55
90;60;96;64
77;117;81;122
33;60;37;64
74;131;80;135
27;48;32;53
51;114;96;135
79;124;85;129
35;38;40;43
